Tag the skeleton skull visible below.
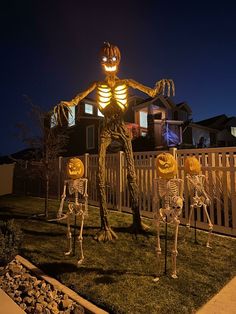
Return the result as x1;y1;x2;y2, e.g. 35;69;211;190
100;42;121;74
67;158;84;179
184;156;201;175
156;153;177;179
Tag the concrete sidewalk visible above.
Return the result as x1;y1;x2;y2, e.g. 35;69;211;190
0;288;26;314
197;276;236;314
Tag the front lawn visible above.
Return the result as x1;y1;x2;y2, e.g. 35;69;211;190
1;195;236;314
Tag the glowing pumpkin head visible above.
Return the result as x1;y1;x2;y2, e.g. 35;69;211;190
184;156;201;175
100;42;121;75
156;153;177;179
66;158;84;179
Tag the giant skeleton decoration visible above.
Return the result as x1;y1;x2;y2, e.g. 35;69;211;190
57;158;88;264
185;156;213;248
153;153;183;280
54;42;175;241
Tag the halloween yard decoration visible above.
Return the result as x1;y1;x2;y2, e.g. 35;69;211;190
184;156;213;248
57;158;88;264
153;153;183;280
54;42;175;241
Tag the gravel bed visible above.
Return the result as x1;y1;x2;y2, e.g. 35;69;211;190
0;258;85;314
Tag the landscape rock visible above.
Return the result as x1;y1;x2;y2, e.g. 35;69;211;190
0;258;85;314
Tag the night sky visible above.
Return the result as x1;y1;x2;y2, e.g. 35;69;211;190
1;0;236;156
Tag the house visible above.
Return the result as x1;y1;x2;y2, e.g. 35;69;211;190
196;114;236;147
49;95;193;154
50;95;194;155
181;121;218;148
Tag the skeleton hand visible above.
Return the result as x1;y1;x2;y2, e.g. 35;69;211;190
154;79;175;97
53;101;73;126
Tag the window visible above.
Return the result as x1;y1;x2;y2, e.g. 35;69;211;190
86;125;95;149
68;106;75;127
50;112;57;128
85;103;93;114
97;109;104;117
231;127;236;137
139;111;148;128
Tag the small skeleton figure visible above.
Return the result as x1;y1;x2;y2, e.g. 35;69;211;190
153;153;184;281
57;158;88;264
185;157;213;248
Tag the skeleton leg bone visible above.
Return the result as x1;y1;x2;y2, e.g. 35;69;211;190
77;214;85;265
154;213;162;282
171;218;180;279
96;132;117;241
121;125;149;233
65;211;72;255
203;204;213;248
186;204;194;230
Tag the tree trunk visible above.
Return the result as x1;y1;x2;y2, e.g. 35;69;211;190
45;173;49;219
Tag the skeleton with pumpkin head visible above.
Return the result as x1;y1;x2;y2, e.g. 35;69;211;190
57;158;88;264
184;156;213;248
54;42;175;241
153;152;184;280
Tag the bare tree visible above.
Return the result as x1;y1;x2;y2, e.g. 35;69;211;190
16;97;68;219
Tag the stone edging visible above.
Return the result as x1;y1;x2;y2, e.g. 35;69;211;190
15;255;109;314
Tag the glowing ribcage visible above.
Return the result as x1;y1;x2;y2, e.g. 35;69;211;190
97;84;128;111
98;85;112;109
114;84;127;111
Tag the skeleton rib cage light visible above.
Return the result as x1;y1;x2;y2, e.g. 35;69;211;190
98;83;128;112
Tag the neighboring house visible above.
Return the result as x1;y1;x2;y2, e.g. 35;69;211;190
50;94;192;154
182;122;218;148
196;114;236;147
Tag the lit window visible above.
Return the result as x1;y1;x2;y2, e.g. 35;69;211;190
86;125;95;149
97;109;104;117
139;111;148;128
50;113;57;128
85;103;93;114
231;127;236;137
68;106;75;127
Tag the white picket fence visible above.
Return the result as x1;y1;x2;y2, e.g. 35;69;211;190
60;147;236;237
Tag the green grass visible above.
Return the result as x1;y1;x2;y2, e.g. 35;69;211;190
1;194;236;314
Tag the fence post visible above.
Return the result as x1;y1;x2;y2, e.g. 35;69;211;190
169;147;177;159
84;153;89;178
116;151;123;211
58;156;62;200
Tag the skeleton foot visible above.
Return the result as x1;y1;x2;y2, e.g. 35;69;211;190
186;223;191;230
64;250;72;256
94;227;118;242
171;273;178;279
77;258;84;265
206;224;213;248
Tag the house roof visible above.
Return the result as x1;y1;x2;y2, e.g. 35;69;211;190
196;114;232;130
133;95;176;111
176;102;192;114
0;148;42;164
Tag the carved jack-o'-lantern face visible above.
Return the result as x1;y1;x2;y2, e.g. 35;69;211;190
67;158;84;179
156;153;177;179
184;156;201;175
100;42;121;75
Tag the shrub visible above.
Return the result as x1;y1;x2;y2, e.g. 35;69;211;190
0;219;23;266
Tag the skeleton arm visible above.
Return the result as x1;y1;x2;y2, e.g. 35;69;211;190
53;81;97;125
125;78;175;98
